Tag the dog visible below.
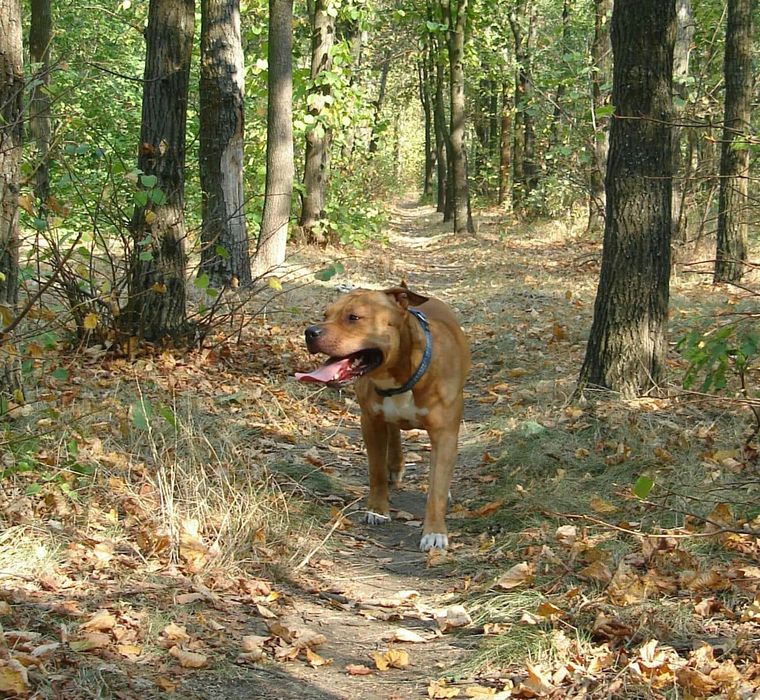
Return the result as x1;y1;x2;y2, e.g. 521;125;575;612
296;285;470;551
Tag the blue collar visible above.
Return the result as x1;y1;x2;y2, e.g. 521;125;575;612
375;309;432;397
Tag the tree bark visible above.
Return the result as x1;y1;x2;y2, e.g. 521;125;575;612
122;0;194;342
419;54;434;197
498;82;512;206
588;0;611;232
255;0;294;275
368;60;389;155
0;0;23;404
577;0;676;399
714;0;753;283
444;0;474;234
671;0;694;242
29;0;52;207
509;0;538;215
299;0;335;241
432;34;448;215
199;0;251;289
548;0;570;151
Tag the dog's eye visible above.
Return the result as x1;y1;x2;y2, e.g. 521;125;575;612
348;314;361;322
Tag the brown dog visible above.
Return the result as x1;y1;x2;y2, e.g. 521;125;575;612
296;286;470;550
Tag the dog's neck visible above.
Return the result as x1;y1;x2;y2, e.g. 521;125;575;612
375;309;432;397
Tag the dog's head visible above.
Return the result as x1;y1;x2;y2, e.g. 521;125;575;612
295;286;428;388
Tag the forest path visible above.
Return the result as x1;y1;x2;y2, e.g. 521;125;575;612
197;199;564;700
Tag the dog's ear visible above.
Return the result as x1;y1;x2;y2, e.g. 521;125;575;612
383;286;429;309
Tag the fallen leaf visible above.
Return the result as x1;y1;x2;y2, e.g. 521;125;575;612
536;601;564;618
175;592;206;605
155;676;178;692
168;646;208;668
428;679;461;698
116;643;142;658
80;609;117;632
345;663;373;676
607;561;648;605
677;668;717;696
434;605;472;632
389;627;426;643
740;596;760;622
578;559;612;584
469;500;503;518
710;659;742;686
371;648;409;671
590;496;618;514
70;632;111;651
241;635;268;655
162;622;190;643
554;524;577;547
256;603;278;619
495;562;533;590
521;662;555;695
303;447;323;466
465;686;511;699
305;647;331;667
0;659;30;696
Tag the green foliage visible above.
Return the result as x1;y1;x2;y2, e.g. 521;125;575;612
0;431;94;501
314;261;345;281
633;475;654;499
678;324;759;394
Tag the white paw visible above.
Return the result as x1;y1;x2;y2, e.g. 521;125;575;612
420;533;448;551
365;511;391;525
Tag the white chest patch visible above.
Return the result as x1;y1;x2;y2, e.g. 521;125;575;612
372;393;429;424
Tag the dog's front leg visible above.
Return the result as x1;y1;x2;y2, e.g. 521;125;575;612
420;426;459;551
361;411;392;524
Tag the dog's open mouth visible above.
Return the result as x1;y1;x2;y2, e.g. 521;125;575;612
295;349;383;388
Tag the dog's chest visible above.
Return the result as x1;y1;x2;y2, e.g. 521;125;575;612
371;393;429;425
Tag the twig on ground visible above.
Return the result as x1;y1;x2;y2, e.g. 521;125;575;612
292;498;362;572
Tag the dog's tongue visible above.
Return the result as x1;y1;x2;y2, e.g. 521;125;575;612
295;358;352;384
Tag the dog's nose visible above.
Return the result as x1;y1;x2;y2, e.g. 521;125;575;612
305;325;323;344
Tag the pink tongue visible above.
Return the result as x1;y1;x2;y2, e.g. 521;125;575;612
295;358;352;384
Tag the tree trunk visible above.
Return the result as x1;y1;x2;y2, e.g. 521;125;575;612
509;0;537;214
339;17;362;160
122;0;194;342
548;0;570;151
419;55;434;198
433;35;448;215
588;0;612;232
473;75;490;179
498;82;512;206
29;0;52;208
445;0;474;234
368;61;389;155
299;0;335;241
255;0;294;275
0;0;23;404
488;83;499;158
671;0;694;243
577;0;676;399
714;0;753;283
199;0;251;289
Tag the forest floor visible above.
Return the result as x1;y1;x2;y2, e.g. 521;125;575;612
1;197;759;699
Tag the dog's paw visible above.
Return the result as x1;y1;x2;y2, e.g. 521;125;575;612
365;511;391;525
419;533;448;551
